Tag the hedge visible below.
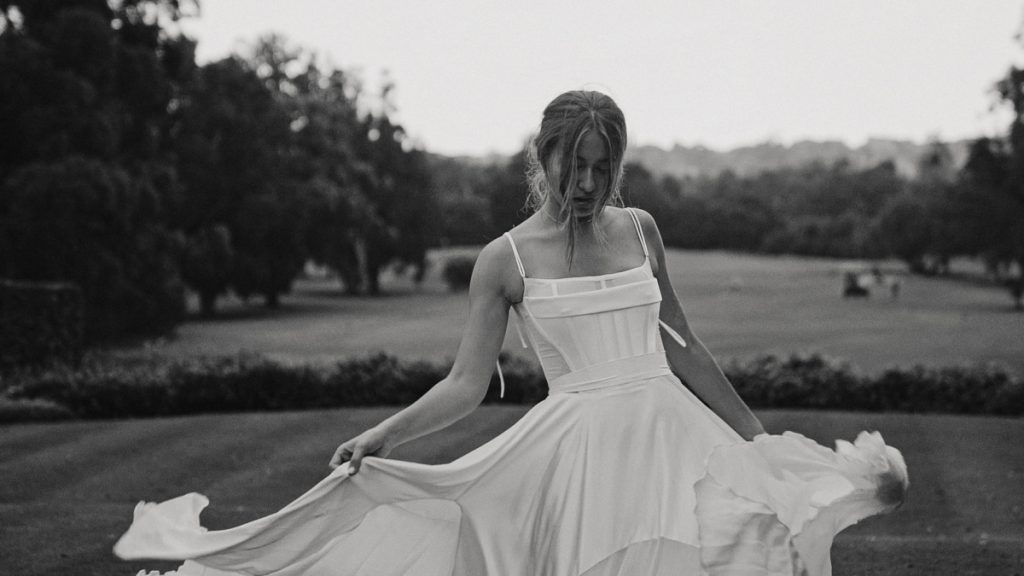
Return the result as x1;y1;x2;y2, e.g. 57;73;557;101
442;255;476;291
0;351;1020;423
0;279;83;373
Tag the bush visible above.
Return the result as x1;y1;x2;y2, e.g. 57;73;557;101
442;255;476;291
2;351;1021;422
726;352;1024;415
0;279;83;373
866;363;1022;415
725;353;862;409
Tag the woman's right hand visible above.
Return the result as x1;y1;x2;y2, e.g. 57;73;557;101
329;426;395;475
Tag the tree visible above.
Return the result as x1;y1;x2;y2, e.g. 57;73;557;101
918;139;957;185
957;48;1024;309
0;0;193;341
875;192;934;273
350;81;441;294
961;138;1024;309
0;158;184;339
486;149;530;235
180;224;232;316
428;155;496;245
622;162;675;224
884;141;973;274
172;56;302;309
242;34;373;295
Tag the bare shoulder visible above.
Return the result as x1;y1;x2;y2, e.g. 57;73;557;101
471;234;522;304
475;234;515;274
624;206;660;239
603;205;647;237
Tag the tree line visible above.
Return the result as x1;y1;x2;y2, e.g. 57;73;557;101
2;1;1022;349
0;1;438;344
434;135;1023;309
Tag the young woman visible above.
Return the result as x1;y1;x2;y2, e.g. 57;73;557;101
116;90;907;576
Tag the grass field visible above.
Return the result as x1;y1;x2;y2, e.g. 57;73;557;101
1;408;1021;576
127;248;1024;377
6;249;1023;574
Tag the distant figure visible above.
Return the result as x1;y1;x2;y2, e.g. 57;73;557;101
116;90;907;576
889;276;902;300
843;271;870;297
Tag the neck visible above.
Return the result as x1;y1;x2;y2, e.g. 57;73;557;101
540;199;561;223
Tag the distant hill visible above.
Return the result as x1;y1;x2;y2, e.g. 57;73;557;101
625;138;972;179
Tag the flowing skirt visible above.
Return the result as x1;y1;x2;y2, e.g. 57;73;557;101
114;375;908;576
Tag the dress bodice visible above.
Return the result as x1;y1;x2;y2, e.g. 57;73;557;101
500;208;688;396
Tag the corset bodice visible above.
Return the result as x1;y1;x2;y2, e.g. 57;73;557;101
501;208;688;396
512;255;671;392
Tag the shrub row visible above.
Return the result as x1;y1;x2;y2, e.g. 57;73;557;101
723;354;1023;416
1;351;1020;423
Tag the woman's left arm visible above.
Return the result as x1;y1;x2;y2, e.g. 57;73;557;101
635;209;766;441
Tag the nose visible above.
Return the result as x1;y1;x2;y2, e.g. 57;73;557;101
577;168;595;193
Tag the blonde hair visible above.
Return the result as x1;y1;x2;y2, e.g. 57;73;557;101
524;90;628;265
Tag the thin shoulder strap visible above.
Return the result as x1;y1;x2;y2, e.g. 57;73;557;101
626;207;649;258
497;232;530;399
503;232;526;278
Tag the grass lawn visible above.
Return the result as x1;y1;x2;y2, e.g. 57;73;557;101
20;248;1016;574
125;249;1024;377
1;408;1022;575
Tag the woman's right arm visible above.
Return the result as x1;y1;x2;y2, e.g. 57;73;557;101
329;238;517;474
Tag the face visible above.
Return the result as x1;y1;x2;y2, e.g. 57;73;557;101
552;130;611;219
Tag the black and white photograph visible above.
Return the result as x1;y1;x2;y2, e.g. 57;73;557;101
1;1;1022;575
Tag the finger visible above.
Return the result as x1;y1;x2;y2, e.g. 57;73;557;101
329;445;352;470
349;445;366;475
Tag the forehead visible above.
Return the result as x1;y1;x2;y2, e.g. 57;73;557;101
576;130;608;161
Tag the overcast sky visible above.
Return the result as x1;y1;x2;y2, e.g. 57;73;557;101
181;1;1023;157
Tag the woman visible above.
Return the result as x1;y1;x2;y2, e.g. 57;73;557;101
116;91;907;576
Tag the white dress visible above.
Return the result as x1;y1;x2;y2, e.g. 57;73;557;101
114;208;908;576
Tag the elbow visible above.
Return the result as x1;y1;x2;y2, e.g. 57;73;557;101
444;370;490;408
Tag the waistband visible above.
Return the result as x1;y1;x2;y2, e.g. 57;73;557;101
548;352;673;395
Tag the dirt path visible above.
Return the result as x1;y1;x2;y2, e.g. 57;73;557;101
1;408;1022;575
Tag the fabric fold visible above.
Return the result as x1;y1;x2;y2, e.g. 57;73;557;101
116;383;907;576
